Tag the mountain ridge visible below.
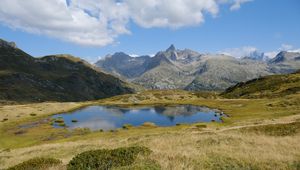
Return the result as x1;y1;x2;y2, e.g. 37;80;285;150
96;45;300;91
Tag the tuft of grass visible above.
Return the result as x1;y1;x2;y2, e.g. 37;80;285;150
71;119;78;123
141;122;156;128
29;113;36;116
54;119;64;123
7;157;62;170
67;146;151;170
195;124;207;128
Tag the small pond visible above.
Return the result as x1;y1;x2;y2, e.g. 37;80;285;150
51;105;225;131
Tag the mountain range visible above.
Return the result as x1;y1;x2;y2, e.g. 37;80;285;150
96;45;300;90
0;39;135;102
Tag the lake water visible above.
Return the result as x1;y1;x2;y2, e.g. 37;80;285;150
51;105;224;131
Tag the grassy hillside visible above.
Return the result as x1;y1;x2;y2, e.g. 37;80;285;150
221;70;300;99
0;39;135;102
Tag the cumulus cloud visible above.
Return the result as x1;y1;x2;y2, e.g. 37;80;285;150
127;0;219;28
220;46;258;58
0;0;252;46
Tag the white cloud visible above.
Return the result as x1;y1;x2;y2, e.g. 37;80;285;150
0;0;252;46
279;43;293;51
220;46;257;58
230;0;252;11
127;0;219;28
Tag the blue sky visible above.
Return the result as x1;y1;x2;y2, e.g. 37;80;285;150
0;0;299;62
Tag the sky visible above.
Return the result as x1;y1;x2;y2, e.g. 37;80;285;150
0;0;300;63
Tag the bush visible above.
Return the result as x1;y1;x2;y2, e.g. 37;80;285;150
67;146;151;170
7;157;62;170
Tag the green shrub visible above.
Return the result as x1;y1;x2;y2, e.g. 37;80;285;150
67;146;151;170
7;157;62;170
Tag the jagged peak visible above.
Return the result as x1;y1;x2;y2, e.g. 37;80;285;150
166;44;176;52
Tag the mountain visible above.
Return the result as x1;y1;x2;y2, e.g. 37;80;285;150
96;45;300;91
0;39;135;102
185;55;270;90
221;70;300;98
268;51;300;74
95;52;151;79
242;51;269;61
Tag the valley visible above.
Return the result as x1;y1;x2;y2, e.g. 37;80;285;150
0;39;299;169
1;1;299;169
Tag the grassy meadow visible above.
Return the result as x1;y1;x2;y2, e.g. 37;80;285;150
0;90;299;169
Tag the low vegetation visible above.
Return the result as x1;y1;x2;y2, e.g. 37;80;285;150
67;146;152;170
7;157;62;170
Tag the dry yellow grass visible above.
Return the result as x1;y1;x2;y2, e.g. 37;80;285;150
0;125;299;169
0;90;299;169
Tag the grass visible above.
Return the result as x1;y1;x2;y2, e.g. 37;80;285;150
0;90;299;169
239;121;300;136
222;71;300;99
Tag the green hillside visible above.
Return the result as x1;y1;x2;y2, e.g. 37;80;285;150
0;39;135;102
221;70;300;98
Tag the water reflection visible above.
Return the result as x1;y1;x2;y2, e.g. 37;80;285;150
51;105;224;131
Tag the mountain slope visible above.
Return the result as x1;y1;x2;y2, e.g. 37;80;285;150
0;39;135;102
185;55;271;90
221;70;300;98
95;52;151;79
268;51;300;73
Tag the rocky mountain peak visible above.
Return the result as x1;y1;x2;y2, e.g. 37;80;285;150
269;51;300;63
166;44;176;52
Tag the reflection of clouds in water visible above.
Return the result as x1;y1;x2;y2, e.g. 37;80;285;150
155;105;215;116
71;119;116;131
